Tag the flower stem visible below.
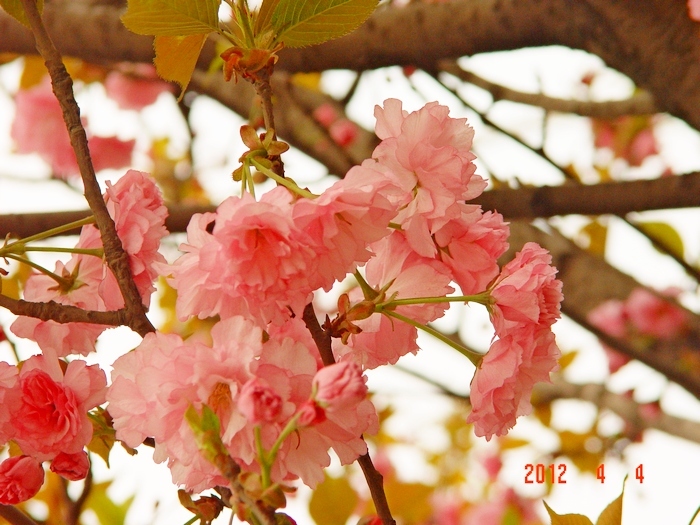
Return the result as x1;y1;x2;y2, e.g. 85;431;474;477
3;253;73;289
382;310;483;366
378;291;492;309
250;158;317;199
2;215;95;253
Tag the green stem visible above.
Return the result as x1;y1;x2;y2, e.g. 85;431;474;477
689;505;700;525
378;291;492;309
182;517;198;525
3;215;95;250
382;309;483;366
4;254;72;289
353;270;377;300
254;426;271;489
266;414;301;466
3;246;103;257
250;158;317;199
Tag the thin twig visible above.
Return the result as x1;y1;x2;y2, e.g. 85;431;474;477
18;0;154;338
0;294;126;326
302;302;335;366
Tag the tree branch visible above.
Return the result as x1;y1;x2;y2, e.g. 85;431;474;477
2;0;700;131
0;506;39;525
439;61;659;117
18;0;154;338
0;294;126;326
474;172;700;219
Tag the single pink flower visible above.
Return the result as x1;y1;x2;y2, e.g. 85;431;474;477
624;287;688;339
433;205;509;295
292;163;400;291
489;242;563;334
0;456;44;504
329;119;358;147
467;326;560;440
104;65;173;110
372;99;487;256
50;451;89;481
313;362;367;411
11;355;107;461
312;103;338;127
588;299;627;338
238;378;284;423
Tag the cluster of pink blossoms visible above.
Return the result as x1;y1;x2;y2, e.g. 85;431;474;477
588;287;688;372
3;99;563;502
0;169;166;503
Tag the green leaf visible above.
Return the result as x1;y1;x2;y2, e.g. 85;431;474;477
84;481;134;525
121;0;221;36
0;0;43;28
271;0;378;48
87;407;116;467
255;0;281;34
635;221;685;261
543;501;594;525
308;474;358;525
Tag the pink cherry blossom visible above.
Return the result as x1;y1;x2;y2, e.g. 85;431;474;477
0;363;20;444
0;456;44;504
313;362;367;411
588;298;627;338
292;163;400;291
167;188;317;324
372;99;487;256
433;205;509;295
329;119;359;147
104;65;173;110
50;451;90;481
625;287;688;339
11;355;106;462
237;378;284;424
312;103;338;127
467;326;560;440
489;242;563;334
11;78;134;179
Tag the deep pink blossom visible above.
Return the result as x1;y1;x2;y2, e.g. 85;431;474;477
10;355;106;461
0;456;44;504
50;451;90;481
467;326;560;440
489;242;563;334
0;363;20;444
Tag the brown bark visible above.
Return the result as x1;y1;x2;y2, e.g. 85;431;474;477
1;0;699;130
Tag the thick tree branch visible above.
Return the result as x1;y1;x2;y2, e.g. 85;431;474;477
0;294;127;326
2;0;699;131
0;506;39;525
475;172;700;219
440;61;659;117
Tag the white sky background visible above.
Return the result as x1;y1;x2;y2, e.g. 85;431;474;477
2;42;700;525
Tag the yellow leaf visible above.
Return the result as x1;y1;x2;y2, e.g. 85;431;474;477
635;221;685;261
308;474;358;525
154;34;207;95
20;55;47;89
499;437;530;450
383;479;433;523
543;501;595;525
579;219;607;256
291;72;322;91
558;350;578;371
596;484;624;525
121;0;220;36
0;0;43;28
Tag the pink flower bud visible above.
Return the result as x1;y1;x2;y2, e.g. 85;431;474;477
296;400;326;427
0;456;44;504
329;119;358;147
50;451;89;481
313;362;367;410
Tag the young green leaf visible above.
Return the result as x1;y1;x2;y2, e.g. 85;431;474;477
255;0;281;34
271;0;378;48
0;0;43;28
154;34;208;95
121;0;221;36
